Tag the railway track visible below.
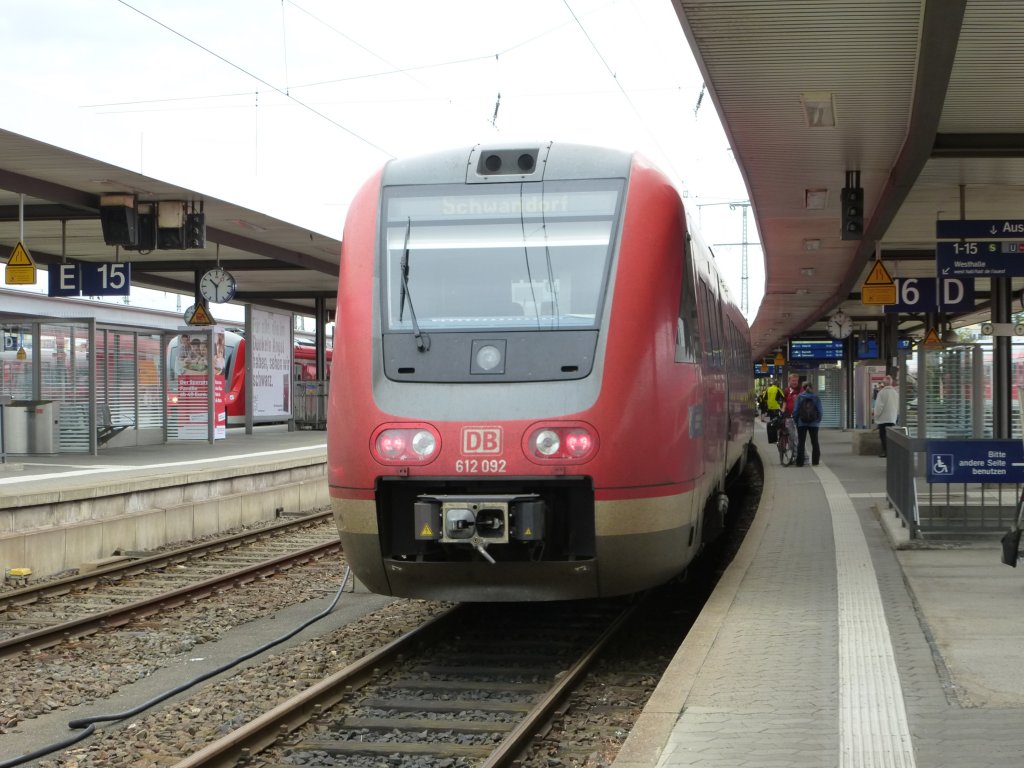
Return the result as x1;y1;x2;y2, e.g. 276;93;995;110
170;599;637;768
0;511;340;658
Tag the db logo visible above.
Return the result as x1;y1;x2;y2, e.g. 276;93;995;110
462;426;502;455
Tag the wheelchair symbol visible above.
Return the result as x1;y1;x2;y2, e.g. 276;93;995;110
932;454;953;475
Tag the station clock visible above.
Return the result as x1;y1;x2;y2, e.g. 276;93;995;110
199;267;237;304
827;310;853;339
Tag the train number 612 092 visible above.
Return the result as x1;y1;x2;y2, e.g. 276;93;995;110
455;458;508;473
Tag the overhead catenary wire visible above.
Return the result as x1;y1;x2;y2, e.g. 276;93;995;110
560;0;687;185
114;0;394;158
85;8;627;113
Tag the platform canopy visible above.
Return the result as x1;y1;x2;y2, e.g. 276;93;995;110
0;129;341;318
676;0;1024;358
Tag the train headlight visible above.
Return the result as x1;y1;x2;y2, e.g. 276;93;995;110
475;344;502;371
526;423;597;462
534;429;560;456
411;430;437;457
373;425;441;464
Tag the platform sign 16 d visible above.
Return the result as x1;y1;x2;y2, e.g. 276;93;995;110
884;277;974;313
48;262;131;297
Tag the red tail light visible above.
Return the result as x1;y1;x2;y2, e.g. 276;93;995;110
372;425;440;464
565;430;593;456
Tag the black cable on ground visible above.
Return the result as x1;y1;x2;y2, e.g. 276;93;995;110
0;566;353;768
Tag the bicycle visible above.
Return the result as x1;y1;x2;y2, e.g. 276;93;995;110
775;414;796;466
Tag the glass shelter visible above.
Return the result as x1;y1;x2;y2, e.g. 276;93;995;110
1;317;221;456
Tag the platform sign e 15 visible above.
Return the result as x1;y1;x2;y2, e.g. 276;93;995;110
48;263;80;297
48;262;131;297
82;263;130;296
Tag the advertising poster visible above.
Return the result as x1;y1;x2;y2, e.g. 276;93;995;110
171;328;227;439
250;308;292;419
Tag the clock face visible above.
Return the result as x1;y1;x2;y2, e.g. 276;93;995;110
828;311;852;339
199;268;237;304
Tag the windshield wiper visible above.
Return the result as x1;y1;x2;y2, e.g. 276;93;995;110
399;217;430;352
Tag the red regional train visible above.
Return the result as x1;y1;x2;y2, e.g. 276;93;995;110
327;142;753;601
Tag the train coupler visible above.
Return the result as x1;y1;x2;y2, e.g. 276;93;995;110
413;493;546;546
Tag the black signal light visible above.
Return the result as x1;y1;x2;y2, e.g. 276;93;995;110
841;186;864;240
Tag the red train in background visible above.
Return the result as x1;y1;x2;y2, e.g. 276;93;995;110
168;329;331;425
327;142;753;601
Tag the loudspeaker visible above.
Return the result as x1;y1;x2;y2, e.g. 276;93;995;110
100;205;137;247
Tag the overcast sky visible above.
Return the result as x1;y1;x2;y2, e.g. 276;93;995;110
3;0;764;320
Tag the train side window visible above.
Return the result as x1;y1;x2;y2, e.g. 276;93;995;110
675;236;701;363
698;278;721;369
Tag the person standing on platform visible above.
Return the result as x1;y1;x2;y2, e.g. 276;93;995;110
783;373;802;416
782;373;802;448
764;380;784;417
794;381;823;467
873;374;899;458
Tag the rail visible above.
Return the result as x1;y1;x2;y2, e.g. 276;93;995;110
886;429;1022;539
170;600;636;768
0;539;341;659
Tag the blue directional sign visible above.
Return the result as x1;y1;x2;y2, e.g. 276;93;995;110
47;262;132;296
885;276;975;312
81;263;131;296
936;219;1024;239
926;439;1024;483
936;240;1024;277
47;263;81;297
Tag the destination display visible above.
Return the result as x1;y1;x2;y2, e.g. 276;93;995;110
789;338;844;360
935;241;1024;277
855;337;911;359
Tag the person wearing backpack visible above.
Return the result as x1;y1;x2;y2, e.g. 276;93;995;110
794;381;823;467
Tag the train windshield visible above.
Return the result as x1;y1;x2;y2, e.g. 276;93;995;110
381;180;623;331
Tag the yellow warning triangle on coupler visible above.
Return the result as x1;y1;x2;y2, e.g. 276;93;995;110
420;523;434;538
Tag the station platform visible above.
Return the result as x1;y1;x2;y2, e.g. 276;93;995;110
0;426;328;582
615;427;1024;768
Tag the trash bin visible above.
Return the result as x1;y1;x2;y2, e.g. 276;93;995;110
2;402;29;454
26;400;60;455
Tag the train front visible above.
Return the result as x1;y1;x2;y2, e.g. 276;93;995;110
329;143;687;602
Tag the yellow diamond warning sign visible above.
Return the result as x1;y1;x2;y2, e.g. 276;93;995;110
861;259;896;305
5;241;36;285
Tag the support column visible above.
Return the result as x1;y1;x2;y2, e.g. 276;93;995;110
993;278;1012;438
315;297;327;380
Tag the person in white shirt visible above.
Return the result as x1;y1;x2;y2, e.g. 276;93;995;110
873;375;899;458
